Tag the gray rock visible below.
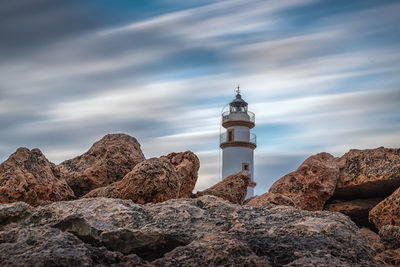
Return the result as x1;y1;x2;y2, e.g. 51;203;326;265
0;225;127;266
152;234;271;267
0;201;31;229
0;196;379;266
379;225;400;249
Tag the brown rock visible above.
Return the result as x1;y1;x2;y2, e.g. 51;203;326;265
360;227;385;253
369;186;400;229
0;148;74;206
333;147;400;199
379;225;400;249
59;133;145;197
84;158;180;204
324;198;383;228
194;171;255;204
245;192;295;208
269;152;340;211
375;249;400;267
160;151;200;198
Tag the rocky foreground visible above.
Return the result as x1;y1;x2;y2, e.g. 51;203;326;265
0;196;377;266
0;134;399;266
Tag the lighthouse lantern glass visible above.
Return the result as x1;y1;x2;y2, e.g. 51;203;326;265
229;94;248;113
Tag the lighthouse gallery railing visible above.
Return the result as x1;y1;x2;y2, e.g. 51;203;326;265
222;111;255;124
220;132;256;146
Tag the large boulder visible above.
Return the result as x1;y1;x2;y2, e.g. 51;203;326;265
269;152;340;211
0;148;74;206
59;134;145;197
245;192;295;208
369;186;400;229
324;198;383;228
84;158;180;204
160;151;200;198
0;196;380;266
333;147;400;199
194;171;255;204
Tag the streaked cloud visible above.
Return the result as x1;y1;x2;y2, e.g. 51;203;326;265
0;0;399;195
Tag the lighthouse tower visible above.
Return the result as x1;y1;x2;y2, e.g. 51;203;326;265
220;87;256;199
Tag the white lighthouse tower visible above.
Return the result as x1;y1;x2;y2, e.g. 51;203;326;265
220;86;256;199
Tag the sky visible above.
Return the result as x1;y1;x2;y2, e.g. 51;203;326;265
0;0;399;195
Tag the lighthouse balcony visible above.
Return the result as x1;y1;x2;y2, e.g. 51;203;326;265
222;111;255;129
220;132;256;149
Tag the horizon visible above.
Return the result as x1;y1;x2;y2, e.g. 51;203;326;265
1;0;399;195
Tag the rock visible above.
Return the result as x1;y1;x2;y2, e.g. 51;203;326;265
269;152;340;211
0;225;127;266
360;227;385;253
283;256;357;266
369;186;400;229
0;202;32;229
324;198;383;228
375;249;400;267
84;158;180;204
152;234;271;267
194;171;255;204
160;151;200;198
59;134;145;197
0;148;75;206
245;192;295;208
379;225;400;249
333;147;400;199
0;195;380;266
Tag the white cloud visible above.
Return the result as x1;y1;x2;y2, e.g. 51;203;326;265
1;0;399;195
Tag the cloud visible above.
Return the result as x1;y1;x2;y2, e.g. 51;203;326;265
0;0;399;194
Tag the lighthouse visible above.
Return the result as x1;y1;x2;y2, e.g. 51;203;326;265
220;86;256;199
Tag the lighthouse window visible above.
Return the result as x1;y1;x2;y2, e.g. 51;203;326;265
242;163;249;171
228;129;234;142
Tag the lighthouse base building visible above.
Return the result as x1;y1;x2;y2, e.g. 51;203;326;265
220;88;256;199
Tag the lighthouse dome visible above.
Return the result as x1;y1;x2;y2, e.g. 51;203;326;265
229;93;248;112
